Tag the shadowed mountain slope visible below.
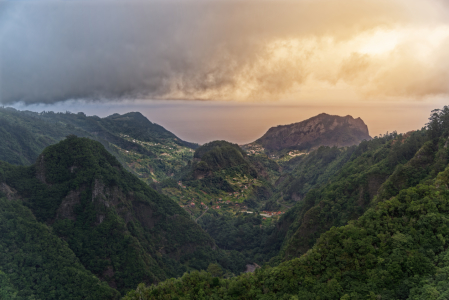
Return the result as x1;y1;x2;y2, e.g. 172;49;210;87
0;197;120;300
124;162;449;299
0;136;241;295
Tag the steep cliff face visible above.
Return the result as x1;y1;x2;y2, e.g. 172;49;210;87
255;113;371;151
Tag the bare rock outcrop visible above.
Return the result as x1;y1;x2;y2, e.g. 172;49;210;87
0;183;19;200
36;155;48;185
56;189;83;221
254;113;371;151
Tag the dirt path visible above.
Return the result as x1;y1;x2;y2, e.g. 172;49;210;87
195;207;209;222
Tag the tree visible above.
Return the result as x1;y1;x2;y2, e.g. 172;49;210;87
207;263;223;277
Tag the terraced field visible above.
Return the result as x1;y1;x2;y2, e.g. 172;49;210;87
113;135;194;184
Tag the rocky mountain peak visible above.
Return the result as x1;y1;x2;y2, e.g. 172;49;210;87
254;113;371;151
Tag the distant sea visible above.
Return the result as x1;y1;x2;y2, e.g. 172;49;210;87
10;99;447;144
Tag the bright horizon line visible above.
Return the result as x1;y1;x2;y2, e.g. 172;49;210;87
7;99;447;144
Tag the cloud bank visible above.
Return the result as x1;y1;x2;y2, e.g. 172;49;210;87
1;0;449;104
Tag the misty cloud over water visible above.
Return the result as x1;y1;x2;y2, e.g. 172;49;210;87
1;0;449;104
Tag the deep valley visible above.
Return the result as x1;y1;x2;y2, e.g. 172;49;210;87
1;106;449;299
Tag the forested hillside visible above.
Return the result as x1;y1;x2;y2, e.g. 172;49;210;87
275;129;437;261
0;108;197;183
159;140;281;225
124;163;449;299
188;115;443;268
179;140;262;193
0;137;246;297
2;106;449;300
123;107;449;300
0;107;94;165
0;197;120;300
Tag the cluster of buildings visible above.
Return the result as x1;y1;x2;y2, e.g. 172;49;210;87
177;181;186;188
244;145;264;156
261;211;285;217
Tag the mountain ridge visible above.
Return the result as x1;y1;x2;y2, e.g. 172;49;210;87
3;105;449;300
253;113;371;152
123;106;449;300
0;107;198;166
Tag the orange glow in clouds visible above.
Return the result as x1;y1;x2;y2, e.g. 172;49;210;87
162;0;449;104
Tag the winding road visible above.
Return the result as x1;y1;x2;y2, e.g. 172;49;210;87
277;197;292;210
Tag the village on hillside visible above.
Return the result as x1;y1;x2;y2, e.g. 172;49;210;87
110;135;289;225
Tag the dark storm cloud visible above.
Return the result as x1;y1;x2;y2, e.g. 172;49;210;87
1;1;198;103
1;0;448;104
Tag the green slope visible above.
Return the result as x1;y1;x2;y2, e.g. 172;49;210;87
178;140;275;201
190;140;258;179
123;108;449;300
0;270;19;300
160;140;278;215
271;129;434;261
158;141;282;266
0;137;244;295
0;108;93;165
0;108;198;183
0;197;119;300
125;165;449;299
198;212;282;264
36;110;198;150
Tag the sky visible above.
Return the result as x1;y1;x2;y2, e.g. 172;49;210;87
1;0;449;143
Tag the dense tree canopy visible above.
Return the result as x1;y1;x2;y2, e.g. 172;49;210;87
124;158;449;300
0;137;245;296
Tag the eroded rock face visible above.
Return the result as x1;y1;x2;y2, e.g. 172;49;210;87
255;113;371;151
55;179;135;225
91;179;133;225
36;155;48;185
0;183;19;200
56;189;83;221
